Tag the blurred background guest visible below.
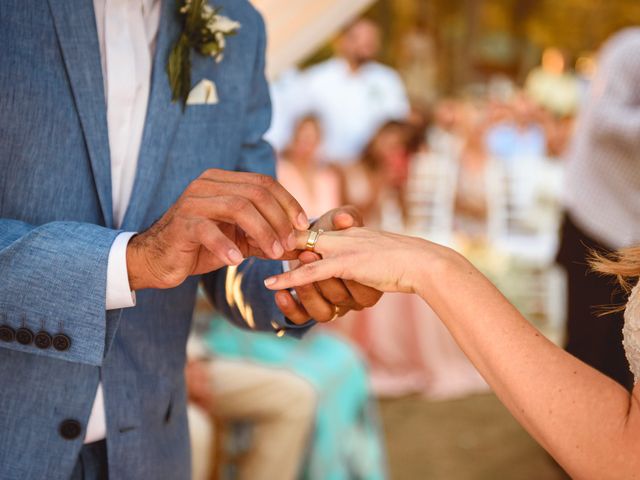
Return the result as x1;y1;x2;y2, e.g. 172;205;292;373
186;355;317;480
342;120;422;227
397;21;438;109
484;93;549;165
332;112;488;402
299;18;410;165
454;102;491;238
428;99;464;159
574;52;598;105
265;68;307;153
557;28;640;392
525;47;580;118
200;315;388;480
277;116;342;219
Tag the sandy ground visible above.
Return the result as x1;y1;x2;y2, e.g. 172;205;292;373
379;394;571;480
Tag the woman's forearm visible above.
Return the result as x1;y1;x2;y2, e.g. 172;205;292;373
268;229;640;476
414;247;640;479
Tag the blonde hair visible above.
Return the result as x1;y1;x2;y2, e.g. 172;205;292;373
590;246;640;313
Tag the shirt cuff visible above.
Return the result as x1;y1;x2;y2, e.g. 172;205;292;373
106;232;137;311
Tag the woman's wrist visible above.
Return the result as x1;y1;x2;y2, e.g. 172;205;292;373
411;242;468;301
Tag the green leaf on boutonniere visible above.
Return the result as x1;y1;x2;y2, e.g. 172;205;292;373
168;33;191;105
168;0;241;107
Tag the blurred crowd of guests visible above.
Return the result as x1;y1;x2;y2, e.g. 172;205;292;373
268;23;583;240
186;16;640;480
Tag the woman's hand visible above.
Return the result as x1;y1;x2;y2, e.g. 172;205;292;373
272;229;640;480
264;227;440;295
274;208;383;324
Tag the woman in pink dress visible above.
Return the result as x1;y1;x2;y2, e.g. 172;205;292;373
277;116;341;218
340;121;489;399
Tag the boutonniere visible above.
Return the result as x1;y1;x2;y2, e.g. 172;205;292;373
168;0;241;107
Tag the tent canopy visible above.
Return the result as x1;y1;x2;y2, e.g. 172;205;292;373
251;0;375;79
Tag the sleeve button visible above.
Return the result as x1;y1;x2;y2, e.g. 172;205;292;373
34;331;52;349
0;325;15;343
52;334;71;352
16;327;34;345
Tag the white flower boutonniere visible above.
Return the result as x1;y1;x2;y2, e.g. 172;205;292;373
168;0;241;107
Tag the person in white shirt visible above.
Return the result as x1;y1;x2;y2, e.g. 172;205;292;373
557;28;640;392
299;18;410;165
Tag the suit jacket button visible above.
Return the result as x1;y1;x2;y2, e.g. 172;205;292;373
52;334;71;352
15;327;34;345
0;325;15;343
34;331;52;349
59;419;82;440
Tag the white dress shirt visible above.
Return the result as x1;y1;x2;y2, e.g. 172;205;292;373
300;58;410;164
85;0;161;444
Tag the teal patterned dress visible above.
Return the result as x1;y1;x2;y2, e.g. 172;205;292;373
204;317;388;480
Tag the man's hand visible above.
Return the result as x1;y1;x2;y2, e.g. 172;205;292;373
126;169;309;290
274;206;383;324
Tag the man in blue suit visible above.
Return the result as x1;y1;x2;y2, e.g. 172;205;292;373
0;1;381;478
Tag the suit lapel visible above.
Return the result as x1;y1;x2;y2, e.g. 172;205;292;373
48;0;114;228
121;0;184;231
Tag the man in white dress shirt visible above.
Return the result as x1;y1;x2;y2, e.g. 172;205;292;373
298;18;410;165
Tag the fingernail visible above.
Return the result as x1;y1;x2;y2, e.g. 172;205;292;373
286;231;296;251
341;214;354;227
264;277;276;287
272;240;284;258
228;249;244;265
297;212;310;230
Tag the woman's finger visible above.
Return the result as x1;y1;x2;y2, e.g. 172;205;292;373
264;258;343;290
293;229;342;255
297;236;382;309
299;252;358;309
289;251;338;321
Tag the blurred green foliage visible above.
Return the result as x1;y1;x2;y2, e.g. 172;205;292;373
367;0;640;92
299;0;640;93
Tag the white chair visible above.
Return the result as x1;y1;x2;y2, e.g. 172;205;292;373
405;152;459;246
486;156;567;337
486;156;561;263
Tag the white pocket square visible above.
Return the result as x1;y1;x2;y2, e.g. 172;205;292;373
186;79;219;105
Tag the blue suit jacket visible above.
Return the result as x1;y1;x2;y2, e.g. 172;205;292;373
0;1;311;478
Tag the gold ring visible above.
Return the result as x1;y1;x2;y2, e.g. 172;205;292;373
328;305;340;322
305;229;324;253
